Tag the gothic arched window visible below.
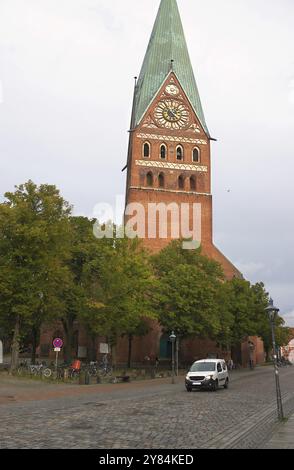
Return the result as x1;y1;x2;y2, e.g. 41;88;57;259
192;147;200;163
176;145;184;161
190;176;196;191
178;175;185;190
146;172;153;187
158;173;165;188
143;142;150;158
160;144;167;160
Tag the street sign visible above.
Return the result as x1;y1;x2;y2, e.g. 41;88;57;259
53;338;63;349
100;343;109;354
54;347;61;352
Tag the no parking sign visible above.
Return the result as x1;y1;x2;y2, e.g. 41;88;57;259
53;338;63;350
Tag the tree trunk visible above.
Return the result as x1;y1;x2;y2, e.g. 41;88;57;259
10;316;21;372
62;317;74;364
127;334;133;369
88;334;97;362
31;325;40;364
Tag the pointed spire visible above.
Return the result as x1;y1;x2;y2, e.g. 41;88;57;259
134;0;209;136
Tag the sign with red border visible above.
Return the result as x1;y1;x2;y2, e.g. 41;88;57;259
53;338;63;349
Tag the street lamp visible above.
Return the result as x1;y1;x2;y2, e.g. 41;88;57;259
169;331;176;384
265;298;284;421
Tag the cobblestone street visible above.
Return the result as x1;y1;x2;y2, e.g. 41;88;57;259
1;366;294;449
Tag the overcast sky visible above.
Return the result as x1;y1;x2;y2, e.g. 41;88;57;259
0;0;293;326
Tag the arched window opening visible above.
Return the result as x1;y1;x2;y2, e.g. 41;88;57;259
192;147;200;163
190;176;196;191
143;142;150;158
160;144;167;160
158;173;165;188
178;175;185;190
146;172;153;187
176;145;184;161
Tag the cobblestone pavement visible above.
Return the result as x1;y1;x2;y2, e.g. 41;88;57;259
1;366;294;449
263;412;294;449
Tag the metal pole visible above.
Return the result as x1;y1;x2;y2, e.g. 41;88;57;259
55;351;59;379
271;319;284;420
171;340;175;384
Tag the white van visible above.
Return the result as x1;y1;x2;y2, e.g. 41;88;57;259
185;359;229;392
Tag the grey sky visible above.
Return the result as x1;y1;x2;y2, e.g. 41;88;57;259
0;0;293;325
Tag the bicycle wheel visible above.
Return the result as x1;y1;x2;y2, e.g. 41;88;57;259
70;369;80;379
30;367;38;376
89;367;98;377
43;368;52;378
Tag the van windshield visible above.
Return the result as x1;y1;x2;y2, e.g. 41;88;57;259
190;362;216;372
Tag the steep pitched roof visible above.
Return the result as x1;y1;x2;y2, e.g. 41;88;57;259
134;0;209;136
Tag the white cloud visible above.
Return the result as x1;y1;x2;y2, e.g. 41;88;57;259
234;261;265;278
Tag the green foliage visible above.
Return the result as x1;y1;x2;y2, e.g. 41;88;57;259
80;233;157;342
0;182;289;366
0;181;71;331
152;241;225;341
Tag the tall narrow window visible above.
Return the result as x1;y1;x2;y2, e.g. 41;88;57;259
192;147;200;163
158;173;165;188
190;176;196;191
176;145;184;161
178;175;185;190
143;142;150;158
146;172;153;187
160;144;167;160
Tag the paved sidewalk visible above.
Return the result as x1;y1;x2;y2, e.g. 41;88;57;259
265;413;294;449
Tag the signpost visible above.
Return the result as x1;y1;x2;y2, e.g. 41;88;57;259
53;338;63;377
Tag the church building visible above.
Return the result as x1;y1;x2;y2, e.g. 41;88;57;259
124;0;240;279
116;0;244;363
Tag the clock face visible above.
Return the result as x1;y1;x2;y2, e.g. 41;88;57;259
154;100;190;129
165;84;179;96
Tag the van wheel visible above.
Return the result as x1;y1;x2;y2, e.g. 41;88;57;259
224;378;229;389
212;380;218;392
186;387;192;392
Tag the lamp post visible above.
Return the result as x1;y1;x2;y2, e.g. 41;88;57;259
265;298;284;421
169;331;176;384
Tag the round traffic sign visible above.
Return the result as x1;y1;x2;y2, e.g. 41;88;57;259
53;338;63;349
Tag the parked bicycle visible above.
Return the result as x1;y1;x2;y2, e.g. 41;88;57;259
98;355;113;377
17;361;52;378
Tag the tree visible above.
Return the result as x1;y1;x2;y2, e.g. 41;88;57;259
0;181;71;370
220;278;257;346
152;241;227;346
80;232;157;367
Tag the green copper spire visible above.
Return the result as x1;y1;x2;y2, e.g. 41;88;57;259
134;0;209;136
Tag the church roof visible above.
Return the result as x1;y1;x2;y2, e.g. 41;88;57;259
134;0;210;136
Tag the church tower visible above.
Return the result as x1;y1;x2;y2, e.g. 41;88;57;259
124;0;240;280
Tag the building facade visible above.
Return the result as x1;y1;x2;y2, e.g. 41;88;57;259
124;0;240;279
280;329;294;363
